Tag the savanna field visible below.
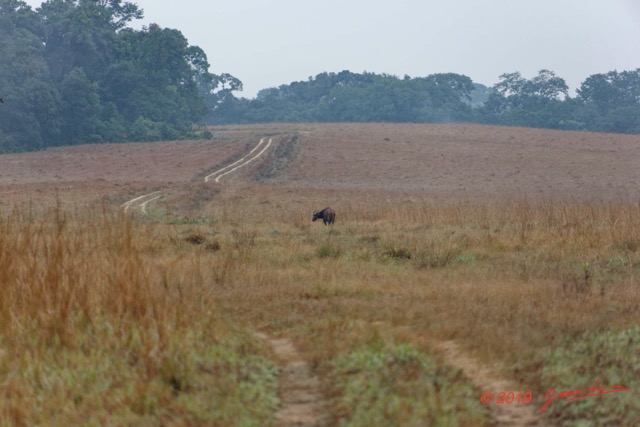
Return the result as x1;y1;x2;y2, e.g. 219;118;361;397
0;124;639;426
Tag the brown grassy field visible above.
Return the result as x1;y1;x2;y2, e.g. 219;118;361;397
1;123;639;426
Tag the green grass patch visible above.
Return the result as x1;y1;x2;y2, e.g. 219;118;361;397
541;326;640;426
328;342;491;426
0;323;279;426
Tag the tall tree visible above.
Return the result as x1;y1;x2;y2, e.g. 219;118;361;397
0;0;60;151
58;68;101;143
482;69;570;128
577;69;640;133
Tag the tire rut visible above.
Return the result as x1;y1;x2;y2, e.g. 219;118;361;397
255;333;323;427
121;137;272;214
436;340;545;427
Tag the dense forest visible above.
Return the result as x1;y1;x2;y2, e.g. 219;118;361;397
0;0;234;152
2;0;640;153
209;68;640;136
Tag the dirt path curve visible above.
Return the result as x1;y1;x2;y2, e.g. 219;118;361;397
121;191;162;212
255;333;323;427
121;137;272;213
204;138;273;183
436;341;544;427
139;195;162;215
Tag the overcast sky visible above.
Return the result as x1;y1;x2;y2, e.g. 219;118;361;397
24;0;640;98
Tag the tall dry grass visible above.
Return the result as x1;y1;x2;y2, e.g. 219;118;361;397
0;203;277;426
199;190;640;334
2;190;640;425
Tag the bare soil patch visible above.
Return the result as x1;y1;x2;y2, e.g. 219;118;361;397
0;139;239;186
255;333;323;427
279;123;640;200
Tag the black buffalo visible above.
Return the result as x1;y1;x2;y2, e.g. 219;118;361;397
312;207;335;225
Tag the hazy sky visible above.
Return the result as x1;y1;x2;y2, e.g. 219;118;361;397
24;0;640;98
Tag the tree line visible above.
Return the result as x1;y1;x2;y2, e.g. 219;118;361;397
0;0;233;152
210;69;640;136
2;1;640;153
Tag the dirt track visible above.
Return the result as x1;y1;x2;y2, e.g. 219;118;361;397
121;137;273;213
255;333;322;427
205;137;272;182
437;341;542;427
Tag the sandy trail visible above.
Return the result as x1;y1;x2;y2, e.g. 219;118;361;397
255;333;323;427
120;191;162;212
205;138;273;183
121;137;272;213
256;329;544;427
139;195;162;215
436;341;543;427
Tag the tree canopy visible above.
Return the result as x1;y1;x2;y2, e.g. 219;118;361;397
0;0;231;152
207;71;477;125
207;68;640;137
